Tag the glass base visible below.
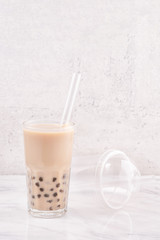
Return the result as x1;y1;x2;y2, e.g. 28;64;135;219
28;208;67;218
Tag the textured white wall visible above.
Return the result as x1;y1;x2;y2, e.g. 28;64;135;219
0;0;160;174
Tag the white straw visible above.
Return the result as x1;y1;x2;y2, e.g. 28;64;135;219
60;73;81;125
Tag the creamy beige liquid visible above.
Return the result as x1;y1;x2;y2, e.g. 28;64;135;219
23;124;74;212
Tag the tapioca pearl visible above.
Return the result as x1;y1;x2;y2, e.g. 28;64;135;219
62;174;67;179
32;195;35;199
52;177;57;182
37;194;41;198
50;188;54;191
53;192;57;197
47;200;53;203
35;182;40;187
57;198;60;202
32;176;35;180
57;205;60;208
39;177;43;182
44;194;49;198
40;188;44;192
56;183;60;188
49;207;53;210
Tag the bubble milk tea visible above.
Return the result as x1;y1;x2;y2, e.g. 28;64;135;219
23;121;74;218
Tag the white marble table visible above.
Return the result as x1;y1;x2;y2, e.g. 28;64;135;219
0;175;160;240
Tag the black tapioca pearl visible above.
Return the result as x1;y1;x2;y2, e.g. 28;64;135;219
49;207;53;210
56;183;60;188
39;177;43;182
44;194;49;198
32;176;35;180
32;195;35;199
62;174;66;179
40;188;44;192
57;205;60;208
35;182;40;187
59;189;64;193
47;200;53;203
50;188;54;191
52;177;57;182
53;192;57;197
37;194;41;198
57;198;60;202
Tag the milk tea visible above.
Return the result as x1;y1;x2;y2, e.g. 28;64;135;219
23;122;74;217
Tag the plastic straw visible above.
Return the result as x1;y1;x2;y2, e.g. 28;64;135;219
60;72;81;125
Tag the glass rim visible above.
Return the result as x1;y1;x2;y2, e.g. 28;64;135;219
23;119;75;132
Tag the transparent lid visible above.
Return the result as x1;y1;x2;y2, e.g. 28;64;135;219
95;150;141;209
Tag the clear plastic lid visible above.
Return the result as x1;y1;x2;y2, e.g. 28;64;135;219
95;150;140;209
